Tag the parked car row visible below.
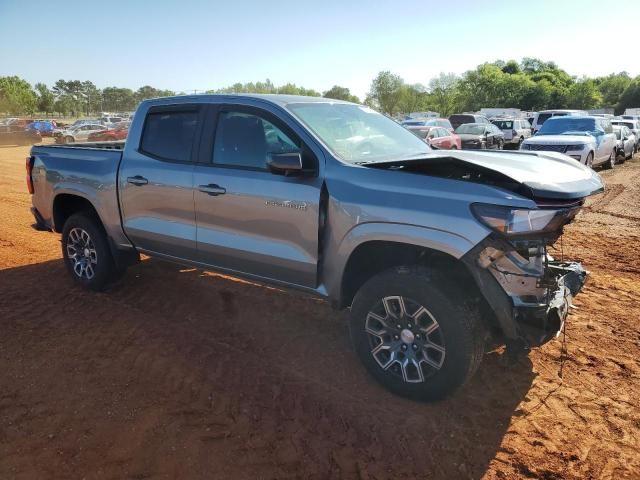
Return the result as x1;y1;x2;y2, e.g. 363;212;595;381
54;121;130;144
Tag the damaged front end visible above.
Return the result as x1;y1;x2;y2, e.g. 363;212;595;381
463;201;589;350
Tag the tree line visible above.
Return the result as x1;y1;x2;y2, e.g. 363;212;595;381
1;58;639;117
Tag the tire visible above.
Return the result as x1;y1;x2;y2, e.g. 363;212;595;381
61;212;122;291
585;152;594;168
603;149;615;169
497;140;504;150
349;267;485;401
64;136;74;144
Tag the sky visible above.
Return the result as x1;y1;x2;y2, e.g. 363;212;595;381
1;0;639;99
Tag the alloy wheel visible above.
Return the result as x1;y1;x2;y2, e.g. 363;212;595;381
66;227;98;279
365;295;445;383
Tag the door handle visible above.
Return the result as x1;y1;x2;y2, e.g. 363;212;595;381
127;175;148;186
198;184;226;196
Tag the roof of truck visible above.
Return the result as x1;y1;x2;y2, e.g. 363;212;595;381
142;94;355;107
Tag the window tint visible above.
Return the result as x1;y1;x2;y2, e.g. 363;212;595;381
140;110;198;162
213;111;298;169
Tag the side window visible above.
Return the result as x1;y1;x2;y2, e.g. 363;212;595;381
140;110;199;162
213;111;299;170
439;128;449;137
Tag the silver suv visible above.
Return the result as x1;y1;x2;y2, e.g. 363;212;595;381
491;118;532;149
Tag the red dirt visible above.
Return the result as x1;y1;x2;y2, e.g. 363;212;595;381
1;141;639;479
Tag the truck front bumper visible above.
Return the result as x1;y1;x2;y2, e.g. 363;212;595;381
463;236;588;349
513;262;587;346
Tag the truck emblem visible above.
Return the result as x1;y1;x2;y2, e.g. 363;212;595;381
265;199;307;211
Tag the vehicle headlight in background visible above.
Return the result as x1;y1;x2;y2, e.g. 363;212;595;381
471;204;580;235
565;144;587;151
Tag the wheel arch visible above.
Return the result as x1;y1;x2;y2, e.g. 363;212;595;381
52;192;104;233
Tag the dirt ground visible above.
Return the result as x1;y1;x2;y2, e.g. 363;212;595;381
1;140;639;480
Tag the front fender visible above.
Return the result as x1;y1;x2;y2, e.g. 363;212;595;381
322;221;481;301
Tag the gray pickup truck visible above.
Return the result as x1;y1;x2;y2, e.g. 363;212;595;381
28;95;604;400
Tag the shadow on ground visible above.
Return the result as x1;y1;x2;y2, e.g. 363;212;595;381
0;258;534;479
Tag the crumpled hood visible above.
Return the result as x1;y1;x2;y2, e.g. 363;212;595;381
367;149;605;200
524;134;594;145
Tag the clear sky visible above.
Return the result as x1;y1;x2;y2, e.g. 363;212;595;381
1;0;638;99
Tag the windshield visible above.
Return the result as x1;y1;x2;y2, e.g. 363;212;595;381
537;118;597;136
287;103;431;163
455;124;485;135
492;120;513;129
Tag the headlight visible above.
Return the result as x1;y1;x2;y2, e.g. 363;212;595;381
471;204;580;235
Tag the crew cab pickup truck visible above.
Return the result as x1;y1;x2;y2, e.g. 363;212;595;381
28;95;604;401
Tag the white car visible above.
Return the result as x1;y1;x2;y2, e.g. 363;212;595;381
611;118;640;153
56;123;109;144
531;109;587;133
613;125;635;162
521;116;617;169
490;118;532;149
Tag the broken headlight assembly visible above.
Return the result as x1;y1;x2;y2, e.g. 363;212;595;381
470;203;580;237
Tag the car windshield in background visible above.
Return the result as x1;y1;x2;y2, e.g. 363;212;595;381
287;103;431;163
537;118;596;135
455;124;485;135
402;121;427;126
493;121;513;129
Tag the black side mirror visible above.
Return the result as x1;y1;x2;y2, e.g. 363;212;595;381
267;152;304;176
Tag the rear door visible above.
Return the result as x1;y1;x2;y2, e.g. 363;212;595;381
118;104;203;260
193;103;324;288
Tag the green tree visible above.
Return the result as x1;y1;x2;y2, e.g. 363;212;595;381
135;86;175;103
426;73;459;117
0;76;37;114
567;79;602;109
616;78;640;115
102;87;136;112
595;72;631;108
34;82;55;114
398;84;427;114
367;71;404;114
323;85;360;103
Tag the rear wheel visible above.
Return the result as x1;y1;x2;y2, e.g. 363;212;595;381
64;136;74;144
349;267;485;401
61;213;124;291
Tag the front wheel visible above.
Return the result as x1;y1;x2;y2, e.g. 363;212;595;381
585;152;594;169
603;149;616;169
62;213;123;291
64;136;74;144
349;267;485;401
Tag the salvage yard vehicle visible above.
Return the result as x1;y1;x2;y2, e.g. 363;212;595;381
87;122;130;142
613;125;635;162
491;118;532;149
531;109;587;133
611;118;640;153
27;95;603;401
0;124;41;146
456;123;505;149
448;113;491;130
521;116;617;169
55;123;109;144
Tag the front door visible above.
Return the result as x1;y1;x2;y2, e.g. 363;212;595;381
193;104;323;288
118;105;203;260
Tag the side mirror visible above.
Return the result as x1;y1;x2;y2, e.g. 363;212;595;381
267;152;304;176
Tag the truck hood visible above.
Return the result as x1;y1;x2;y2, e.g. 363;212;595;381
523;134;594;145
365;150;604;200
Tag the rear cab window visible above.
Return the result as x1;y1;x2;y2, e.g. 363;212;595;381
140;108;200;162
